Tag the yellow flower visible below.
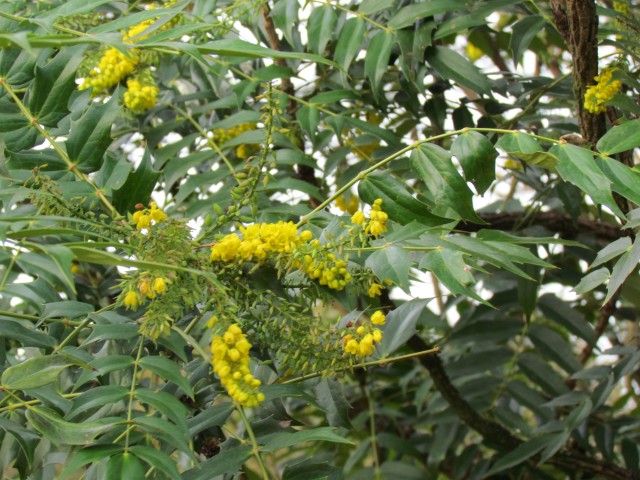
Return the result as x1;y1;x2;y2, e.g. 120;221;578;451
368;283;383;298
372;329;383;343
584;67;621;114
123;290;140;309
124;78;159;112
371;311;386;325
466;42;484;62
206;315;219;328
135;213;151;231
149;202;167;222
211;324;264;407
152;277;167;294
139;279;155;299
364;199;388;237
336;195;359;214
351;211;365;225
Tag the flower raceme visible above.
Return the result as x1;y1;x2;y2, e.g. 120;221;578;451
584;67;622;114
211;324;264;407
351;198;388;238
124;78;159;112
342;311;386;357
132;202;167;231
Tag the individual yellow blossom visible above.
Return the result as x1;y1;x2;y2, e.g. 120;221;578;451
371;311;386;325
211;324;264;407
351;210;365;225
368;283;383;298
207;315;219;328
138;279;155;299
124;78;159;112
466;42;484;62
372;328;383;343
152;277;167;294
584;67;622;114
336;195;359;215
123;290;140;310
342;320;383;358
149;202;167;222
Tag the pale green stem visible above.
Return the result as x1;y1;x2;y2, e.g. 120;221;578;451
124;339;145;452
282;347;441;384
0;80;119;217
238;406;271;480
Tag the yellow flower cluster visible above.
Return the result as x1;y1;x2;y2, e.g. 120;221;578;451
343;311;386;357
351;198;388;237
124;78;159;112
213;123;257;158
80;48;138;93
301;251;351;291
123;276;168;310
211;324;264;407
132;202;167;230
210;222;312;262
584;68;622;114
335;195;359;215
614;1;630;15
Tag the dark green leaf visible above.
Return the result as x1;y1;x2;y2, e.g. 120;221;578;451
66;92;120;173
484;434;554;475
605;237;640;304
128;446;181;480
425;46;491;95
0;319;56;348
105;453;146;480
358;171;451;227
365;245;411;292
307;6;337;55
365;31;395;98
380;299;430;356
26;406;117;445
573;267;610;295
451;131;497;195
596;118;640;156
388;1;466;30
518;352;569;396
182;445;252;480
60;445;123;480
597;156;640;206
510;16;546;65
135;388;189;432
261;427;352;452
411;144;484;222
111;148;161;214
335;17;366;85
67;386;129;420
2;355;73;390
551;143;623;218
138;356;194;398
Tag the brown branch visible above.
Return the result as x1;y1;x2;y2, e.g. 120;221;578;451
458;211;629;242
550;0;606;145
260;3;321;208
579;291;619;364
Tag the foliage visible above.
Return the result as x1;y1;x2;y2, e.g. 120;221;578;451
0;0;640;479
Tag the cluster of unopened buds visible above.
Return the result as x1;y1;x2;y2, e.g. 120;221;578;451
211;324;265;407
343;311;386;357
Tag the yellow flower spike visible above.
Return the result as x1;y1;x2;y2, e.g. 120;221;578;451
123;290;140;310
152;277;167;294
368;283;383;298
371;311;386;325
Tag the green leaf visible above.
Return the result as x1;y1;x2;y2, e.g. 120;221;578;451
182;445;252;480
529;324;582;374
111;148;161;214
596;118;640;156
0;417;40;467
67;386;129;420
411;144;484;222
518;352;569;396
335;17;366;85
25;406;117;445
451;131;497;195
604;237;640;304
496;132;542;155
388;1;466;30
573;267;610;295
597;156;640;206
420;248;488;305
296;105;319;143
510;15;546;65
135;388;189;432
539;294;595;344
128;446;181;480
42;300;94;319
551;143;623;218
380;299;430;356
2;355;74;390
29;46;87;127
358;0;393;15
187;403;234;437
271;0;298;46
307;6;337;55
60;445;124;480
364;31;395;98
590;237;631;269
425;46;491;95
133;416;193;457
358;171;451;227
66;92;120;173
261;427;352;452
484;434;554;475
365;245;411;292
105;453;146;480
138;356;194;398
0;319;56;348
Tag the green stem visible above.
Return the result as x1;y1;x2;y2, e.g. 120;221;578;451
282;346;441;384
124;339;145;452
307;0;392;33
0;247;20;292
0;79;119;217
297;127;561;226
238;406;271;480
0;310;82;325
364;385;382;478
55;303;114;351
